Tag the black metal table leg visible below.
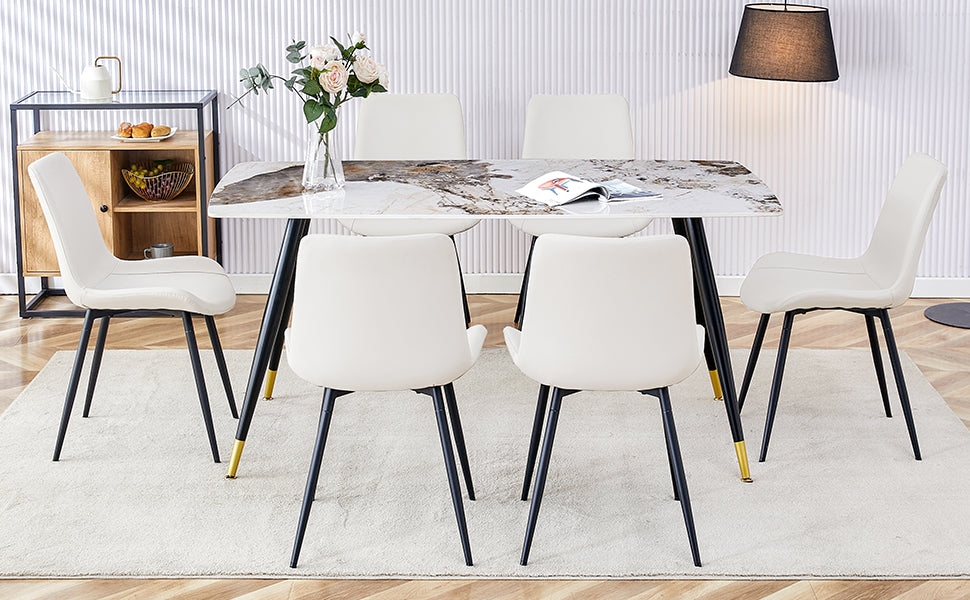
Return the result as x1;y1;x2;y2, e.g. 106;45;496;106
263;277;296;402
673;218;752;483
227;218;311;479
671;220;722;401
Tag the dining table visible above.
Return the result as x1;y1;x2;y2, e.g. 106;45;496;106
208;158;782;483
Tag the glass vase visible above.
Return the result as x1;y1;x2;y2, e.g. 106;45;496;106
302;123;345;192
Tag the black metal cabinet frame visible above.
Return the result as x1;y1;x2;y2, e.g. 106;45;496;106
8;90;221;318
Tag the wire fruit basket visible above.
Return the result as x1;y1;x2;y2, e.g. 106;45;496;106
122;162;195;202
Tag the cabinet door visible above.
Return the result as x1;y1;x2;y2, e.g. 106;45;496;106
18;150;114;276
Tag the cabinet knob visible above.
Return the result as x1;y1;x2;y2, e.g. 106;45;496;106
99;204;109;213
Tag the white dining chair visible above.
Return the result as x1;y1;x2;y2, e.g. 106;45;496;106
509;94;653;326
27;152;238;463
260;94;479;405
504;234;704;567
337;93;479;323
738;152;948;462
285;233;487;568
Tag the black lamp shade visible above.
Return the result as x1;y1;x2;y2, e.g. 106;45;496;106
730;3;839;82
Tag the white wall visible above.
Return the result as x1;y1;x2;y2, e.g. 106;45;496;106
2;1;968;294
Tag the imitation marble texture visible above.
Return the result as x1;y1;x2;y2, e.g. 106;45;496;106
209;159;782;220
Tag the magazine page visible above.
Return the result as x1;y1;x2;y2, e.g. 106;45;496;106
516;171;608;207
600;179;661;201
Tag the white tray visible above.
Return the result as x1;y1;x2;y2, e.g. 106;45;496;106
111;127;178;142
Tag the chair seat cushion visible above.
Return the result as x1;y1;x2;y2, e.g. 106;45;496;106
338;217;480;237
504;325;705;391
740;252;895;314
286;324;487;391
508;217;651;238
75;256;236;315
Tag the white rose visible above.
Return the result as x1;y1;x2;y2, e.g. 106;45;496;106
319;61;349;94
308;44;340;71
377;63;389;87
353;54;380;84
351;31;366;46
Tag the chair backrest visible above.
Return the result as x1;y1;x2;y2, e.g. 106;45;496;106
862;152;947;306
521;94;635;160
354;93;467;160
515;234;702;391
286;233;474;391
26;152;116;304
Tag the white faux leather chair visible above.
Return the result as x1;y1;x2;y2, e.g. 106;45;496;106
338;93;479;322
285;233;487;568
27;152;237;463
505;234;704;567
738;152;948;462
510;94;653;325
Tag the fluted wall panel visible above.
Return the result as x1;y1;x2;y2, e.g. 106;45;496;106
1;1;967;283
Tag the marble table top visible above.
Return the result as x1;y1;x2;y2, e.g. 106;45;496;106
208;159;782;220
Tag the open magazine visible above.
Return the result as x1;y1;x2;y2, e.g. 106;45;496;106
516;171;660;207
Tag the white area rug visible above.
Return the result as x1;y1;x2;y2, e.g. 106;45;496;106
1;348;969;578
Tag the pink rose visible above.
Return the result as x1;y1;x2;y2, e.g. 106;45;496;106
351;31;366;46
319;61;349;94
353;55;381;84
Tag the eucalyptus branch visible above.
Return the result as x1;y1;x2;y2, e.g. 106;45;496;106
229;34;388;130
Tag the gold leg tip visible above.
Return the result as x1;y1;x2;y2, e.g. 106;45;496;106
734;440;752;482
226;439;245;479
263;370;278;401
708;370;724;401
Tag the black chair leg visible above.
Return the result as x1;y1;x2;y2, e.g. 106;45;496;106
81;315;110;418
182;313;220;463
290;387;341;568
738;313;770;411
878;310;922;460
521;384;550;501
513;236;537;328
658;387;701;567
204;314;239;418
53;309;96;461
449;235;472;327
658;396;680;502
443;382;475;501
760;311;795;462
520;386;566;566
864;314;893;418
432;386;473;566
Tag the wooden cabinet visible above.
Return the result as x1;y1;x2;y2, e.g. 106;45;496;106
16;130;216;276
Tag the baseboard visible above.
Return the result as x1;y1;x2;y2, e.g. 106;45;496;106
715;276;970;299
4;273;970;298
221;273;970;298
225;272;526;295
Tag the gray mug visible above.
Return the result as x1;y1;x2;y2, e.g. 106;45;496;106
144;243;175;259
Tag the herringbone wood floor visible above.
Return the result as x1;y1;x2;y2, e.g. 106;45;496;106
1;294;969;600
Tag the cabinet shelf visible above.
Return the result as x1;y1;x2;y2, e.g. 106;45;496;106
115;195;197;213
120;250;198;261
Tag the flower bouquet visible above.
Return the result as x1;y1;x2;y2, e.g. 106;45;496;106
230;32;388;191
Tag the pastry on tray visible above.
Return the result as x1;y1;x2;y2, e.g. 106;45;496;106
131;122;153;138
117;122;132;138
151;125;172;137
